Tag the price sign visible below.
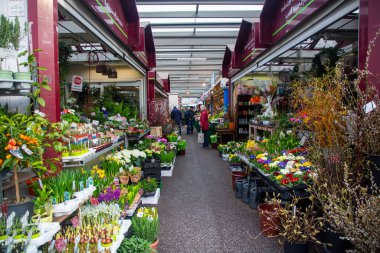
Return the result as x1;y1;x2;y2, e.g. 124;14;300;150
52;197;57;205
114;177;119;186
299;136;307;146
79;181;84;191
64;191;70;201
88;177;94;187
55;237;66;252
71;216;80;228
71;75;83;92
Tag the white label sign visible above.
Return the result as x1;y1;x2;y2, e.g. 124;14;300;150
71;75;83;92
8;0;25;16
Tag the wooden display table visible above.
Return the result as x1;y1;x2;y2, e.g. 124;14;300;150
249;123;276;140
216;128;236;144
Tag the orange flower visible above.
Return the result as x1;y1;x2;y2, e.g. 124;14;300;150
6;154;12;159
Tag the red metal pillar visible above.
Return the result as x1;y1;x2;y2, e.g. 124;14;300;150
147;71;156;120
28;0;60;122
359;0;380;91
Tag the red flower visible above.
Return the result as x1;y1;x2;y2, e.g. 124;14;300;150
273;172;280;176
281;179;289;185
303;175;309;181
290;177;299;183
285;173;294;179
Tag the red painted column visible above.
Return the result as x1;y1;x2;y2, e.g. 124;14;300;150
28;0;60;122
147;71;156;120
359;0;380;91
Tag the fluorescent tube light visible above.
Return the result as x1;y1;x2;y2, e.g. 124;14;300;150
137;5;196;13
198;5;263;12
152;28;194;33
177;58;207;61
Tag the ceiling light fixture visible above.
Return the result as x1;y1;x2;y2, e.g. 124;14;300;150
198;5;263;11
202;83;206;86
177;58;207;61
137;5;196;13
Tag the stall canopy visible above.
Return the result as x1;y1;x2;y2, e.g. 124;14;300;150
260;0;330;45
234;21;268;68
83;0;141;50
134;24;156;69
222;46;239;79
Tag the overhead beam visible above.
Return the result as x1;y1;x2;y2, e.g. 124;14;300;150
136;0;264;4
150;22;241;28
139;11;261;19
154;38;236;46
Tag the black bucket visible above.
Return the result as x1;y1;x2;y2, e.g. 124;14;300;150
242;183;251;204
235;178;247;199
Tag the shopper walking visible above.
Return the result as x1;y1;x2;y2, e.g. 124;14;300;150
170;106;182;135
200;105;209;148
185;106;195;135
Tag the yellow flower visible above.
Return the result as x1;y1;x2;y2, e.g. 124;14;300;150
275;175;283;180
261;139;269;143
256;153;266;159
303;162;312;167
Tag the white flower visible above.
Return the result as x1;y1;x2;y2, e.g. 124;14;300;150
285;161;295;170
269;161;280;168
286;130;293;135
295;156;305;161
294;171;303;176
280;168;290;175
279;132;285;138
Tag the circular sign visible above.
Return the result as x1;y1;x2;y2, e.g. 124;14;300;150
73;76;82;85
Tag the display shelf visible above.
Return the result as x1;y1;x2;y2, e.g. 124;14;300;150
141;188;160;205
127;130;150;141
249;123;276;140
62;141;123;168
0;79;33;83
2;171;36;191
236;153;310;200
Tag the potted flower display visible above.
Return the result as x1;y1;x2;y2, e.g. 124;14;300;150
118;236;154;253
141;178;158;197
131;207;159;251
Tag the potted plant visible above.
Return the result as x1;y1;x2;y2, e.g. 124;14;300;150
131;207;159;251
268;197;323;253
117;236;154;253
129;167;141;183
141;178;157;197
119;170;130;185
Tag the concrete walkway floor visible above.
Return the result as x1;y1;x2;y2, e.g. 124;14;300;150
157;133;280;253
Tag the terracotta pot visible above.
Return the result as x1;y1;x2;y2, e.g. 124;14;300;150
119;175;129;184
150;239;159;252
258;203;280;237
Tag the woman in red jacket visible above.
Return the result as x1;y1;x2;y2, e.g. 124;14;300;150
200;105;209;148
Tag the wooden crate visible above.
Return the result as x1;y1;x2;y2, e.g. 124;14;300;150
150;126;162;137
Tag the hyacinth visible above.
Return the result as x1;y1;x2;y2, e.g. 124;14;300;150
98;187;121;203
157;138;167;143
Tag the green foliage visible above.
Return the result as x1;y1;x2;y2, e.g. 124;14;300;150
159;151;175;164
259;130;299;155
117;236;153;253
58;41;73;83
33;186;52;214
61;113;80;123
131;207;159;243
141;178;157;194
102;160;120;178
9;17;20;51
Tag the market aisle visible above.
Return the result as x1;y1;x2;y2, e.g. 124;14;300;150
157;132;280;253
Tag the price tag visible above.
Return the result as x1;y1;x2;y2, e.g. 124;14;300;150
71;123;77;128
88;134;93;140
92;120;99;126
88;177;94;187
48;240;55;253
72;181;76;191
6;212;15;231
21;144;33;155
10;148;23;159
55;237;66;252
38;178;43;189
119;167;123;173
114;177;119;186
51;197;57;205
90;197;98;206
79;181;84;191
64;191;70;201
71;216;80;228
299;136;307;146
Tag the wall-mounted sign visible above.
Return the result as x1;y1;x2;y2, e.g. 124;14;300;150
71;75;83;92
260;0;329;44
8;0;25;16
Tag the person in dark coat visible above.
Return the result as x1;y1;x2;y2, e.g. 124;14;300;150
185;106;195;135
200;105;209;148
170;106;182;135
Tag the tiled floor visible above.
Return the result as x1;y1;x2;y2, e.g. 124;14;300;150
157;133;280;253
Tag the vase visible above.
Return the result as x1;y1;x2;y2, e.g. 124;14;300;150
258;203;280;237
150;239;159;252
284;241;309;253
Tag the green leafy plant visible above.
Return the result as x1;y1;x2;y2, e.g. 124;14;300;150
33;186;52;214
141;178;157;194
159;151;175;164
117;236;154;253
131;207;159;244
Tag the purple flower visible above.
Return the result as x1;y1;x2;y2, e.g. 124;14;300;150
249;154;256;159
278;162;286;168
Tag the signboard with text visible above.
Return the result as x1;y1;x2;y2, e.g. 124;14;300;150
235;21;268;68
260;0;330;44
133;25;156;69
222;47;240;79
71;75;83;92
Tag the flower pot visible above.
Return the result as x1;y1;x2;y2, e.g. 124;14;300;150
0;70;13;88
258;203;280;237
284;241;309;253
150;239;159;252
235;177;247;199
8;198;35;217
130;173;141;183
13;72;31;80
323;224;352;253
119;175;129;184
242;183;251;204
231;171;248;191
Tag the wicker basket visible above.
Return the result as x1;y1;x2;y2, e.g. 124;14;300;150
119;175;129;184
130;167;142;183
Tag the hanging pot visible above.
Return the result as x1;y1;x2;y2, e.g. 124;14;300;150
96;63;107;73
108;68;117;78
283;241;309;253
102;66;110;75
